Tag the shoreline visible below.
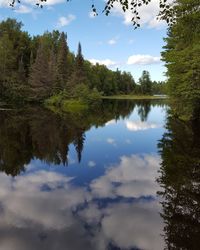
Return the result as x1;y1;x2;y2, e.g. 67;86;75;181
102;95;168;100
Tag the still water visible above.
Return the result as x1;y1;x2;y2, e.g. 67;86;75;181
0;100;199;250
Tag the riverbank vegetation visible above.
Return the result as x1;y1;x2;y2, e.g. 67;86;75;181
162;0;200;120
0;18;166;111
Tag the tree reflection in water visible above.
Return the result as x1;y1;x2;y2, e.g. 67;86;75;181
0;99;169;250
158;114;200;249
0;99;165;176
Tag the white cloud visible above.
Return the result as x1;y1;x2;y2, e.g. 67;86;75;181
0;155;164;250
90;154;161;199
108;38;117;45
88;161;96;167
0;171;89;231
89;11;96;18
89;59;117;67
127;54;161;65
14;5;32;13
25;0;65;5
0;0;9;7
106;138;116;146
105;119;116;126
101;201;163;250
111;0;171;29
57;14;76;27
108;35;119;45
126;121;161;131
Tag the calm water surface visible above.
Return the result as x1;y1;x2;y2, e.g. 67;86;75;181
0;100;199;250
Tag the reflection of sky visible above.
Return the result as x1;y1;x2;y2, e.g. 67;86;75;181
0;103;166;250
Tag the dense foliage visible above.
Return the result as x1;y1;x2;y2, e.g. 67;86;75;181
162;0;200;119
0;18;166;105
158;113;200;249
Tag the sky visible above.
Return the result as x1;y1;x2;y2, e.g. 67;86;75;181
0;0;168;81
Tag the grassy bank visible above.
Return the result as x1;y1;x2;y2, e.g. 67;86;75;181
45;98;89;113
44;85;102;113
102;95;168;100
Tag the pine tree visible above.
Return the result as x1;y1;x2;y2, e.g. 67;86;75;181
138;70;152;95
29;42;52;101
49;48;57;93
69;42;87;87
56;32;69;90
74;131;85;163
18;56;26;83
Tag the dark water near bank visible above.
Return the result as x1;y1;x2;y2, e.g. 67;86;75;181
0;99;199;250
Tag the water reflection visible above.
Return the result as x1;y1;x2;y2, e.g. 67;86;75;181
0;100;166;176
0;99;167;250
0;154;163;250
158;115;200;249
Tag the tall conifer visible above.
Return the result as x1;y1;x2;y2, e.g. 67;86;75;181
29;42;52;101
56;32;69;90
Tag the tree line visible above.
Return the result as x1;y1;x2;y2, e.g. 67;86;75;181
162;0;200;120
0;18;166;104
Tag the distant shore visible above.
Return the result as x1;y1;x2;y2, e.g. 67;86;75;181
102;95;168;100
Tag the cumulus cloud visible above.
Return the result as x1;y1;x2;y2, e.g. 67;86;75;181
89;59;117;67
0;153;164;250
25;0;65;5
0;171;88;230
126;121;161;131
0;0;9;7
111;0;170;28
14;5;32;13
57;15;76;27
101;201;163;250
1;0;66;8
127;54;161;65
90;154;161;198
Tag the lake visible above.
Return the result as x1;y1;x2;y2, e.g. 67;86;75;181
0;99;199;250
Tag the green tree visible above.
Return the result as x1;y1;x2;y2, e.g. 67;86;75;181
29;42;52;101
158;114;200;249
162;0;200;119
56;32;70;90
75;42;86;81
138;70;152;95
69;42;87;88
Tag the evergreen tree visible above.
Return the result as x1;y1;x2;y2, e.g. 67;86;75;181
29;42;52;101
138;70;152;95
56;32;69;90
49;48;57;93
70;42;87;86
162;0;200;119
74;131;85;163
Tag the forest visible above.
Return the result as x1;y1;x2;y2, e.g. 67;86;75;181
0;18;165;108
162;0;200;120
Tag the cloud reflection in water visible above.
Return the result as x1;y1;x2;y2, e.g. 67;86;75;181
0;154;163;250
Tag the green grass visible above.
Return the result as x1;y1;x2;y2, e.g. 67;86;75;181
102;95;168;100
44;94;89;113
61;100;88;112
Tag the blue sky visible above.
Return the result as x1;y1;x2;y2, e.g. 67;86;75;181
0;0;168;81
